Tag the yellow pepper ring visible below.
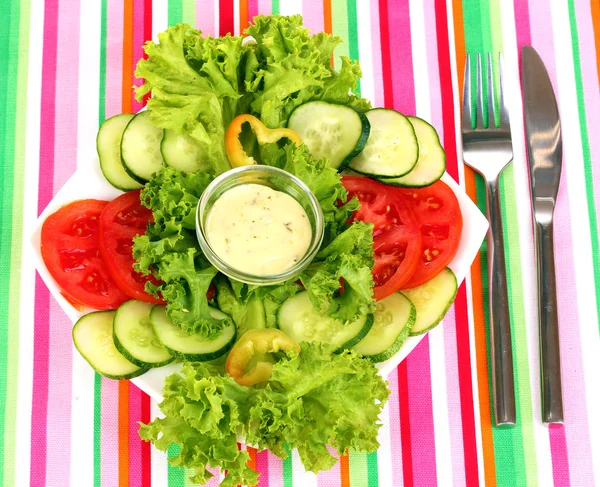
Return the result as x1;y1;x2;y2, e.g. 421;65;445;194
225;114;303;168
225;328;301;386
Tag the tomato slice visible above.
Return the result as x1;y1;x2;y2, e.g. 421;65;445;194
342;176;421;300
41;199;130;310
98;190;164;304
395;180;463;288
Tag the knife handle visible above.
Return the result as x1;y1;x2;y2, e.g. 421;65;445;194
486;178;517;426
534;218;564;423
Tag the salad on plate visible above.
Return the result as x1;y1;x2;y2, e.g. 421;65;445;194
37;15;466;486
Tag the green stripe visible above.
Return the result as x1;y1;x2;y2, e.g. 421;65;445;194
182;0;195;26
331;0;349;71
366;451;379;487
95;2;108;485
283;445;293;487
345;0;360;94
271;0;279;15
168;0;183;26
568;0;600;333
348;450;368;487
167;443;185;486
0;0;18;483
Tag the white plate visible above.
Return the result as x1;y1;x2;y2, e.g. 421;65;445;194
31;159;488;402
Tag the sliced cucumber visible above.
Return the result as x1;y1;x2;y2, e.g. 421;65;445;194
287;101;370;170
121;111;165;183
349;108;419;178
97;113;143;191
353;292;416;362
402;268;458;335
378;117;446;187
277;291;373;352
73;310;147;380
150;305;236;361
161;129;212;174
112;300;174;368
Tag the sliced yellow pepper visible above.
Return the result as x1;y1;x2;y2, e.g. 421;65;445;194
225;328;301;386
225;114;302;168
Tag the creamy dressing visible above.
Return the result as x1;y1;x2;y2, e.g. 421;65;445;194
206;184;312;275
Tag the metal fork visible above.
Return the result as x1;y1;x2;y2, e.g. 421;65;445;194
462;53;516;426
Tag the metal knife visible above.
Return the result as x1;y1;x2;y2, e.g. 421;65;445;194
521;45;564;424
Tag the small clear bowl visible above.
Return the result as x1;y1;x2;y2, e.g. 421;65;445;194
196;165;324;286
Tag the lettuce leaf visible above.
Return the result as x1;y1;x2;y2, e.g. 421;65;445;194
140;343;390;486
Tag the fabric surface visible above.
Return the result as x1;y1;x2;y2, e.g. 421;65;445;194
0;0;599;486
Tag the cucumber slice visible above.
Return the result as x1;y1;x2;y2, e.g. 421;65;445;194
72;310;147;380
113;300;174;368
287;101;370;170
353;292;416;362
161;130;212;174
97;113;143;191
403;268;458;335
150;305;236;361
277;291;373;352
349;108;419;178
378;117;446;187
121;111;165;183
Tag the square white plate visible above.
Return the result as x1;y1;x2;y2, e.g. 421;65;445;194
31;159;488;401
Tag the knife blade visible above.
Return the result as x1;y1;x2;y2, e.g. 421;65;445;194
521;45;564;424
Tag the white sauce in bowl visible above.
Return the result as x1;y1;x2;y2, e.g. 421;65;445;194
205;184;312;276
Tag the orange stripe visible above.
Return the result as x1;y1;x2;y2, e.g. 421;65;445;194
240;0;249;35
340;451;350;487
247;446;257;471
118;381;130;487
452;1;497;486
323;0;332;34
591;0;600;86
122;0;133;113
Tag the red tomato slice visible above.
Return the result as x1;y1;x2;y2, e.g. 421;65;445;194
41;199;130;310
98;190;165;304
342;176;421;300
395;180;463;288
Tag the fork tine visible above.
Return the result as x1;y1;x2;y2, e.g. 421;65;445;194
462;55;472;131
498;52;510;129
476;53;484;128
487;52;496;128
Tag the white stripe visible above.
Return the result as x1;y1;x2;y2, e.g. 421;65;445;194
214;0;219;37
13;3;44;486
497;1;554;484
152;0;168;40
549;1;600;482
356;0;375;103
233;0;240;35
278;0;302;16
292;449;318;487
444;0;486;483
150;400;169;487
376;400;394;485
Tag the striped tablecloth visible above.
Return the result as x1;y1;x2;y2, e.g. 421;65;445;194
1;0;599;486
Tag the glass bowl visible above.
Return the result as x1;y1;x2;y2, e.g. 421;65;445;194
196;165;324;285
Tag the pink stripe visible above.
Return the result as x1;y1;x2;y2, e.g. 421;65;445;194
101;379;119;487
406;338;438;486
574;0;600;263
385;369;404;486
526;1;594;485
131;0;145;112
301;0;324;33
267;452;283;487
128;387;142;484
369;0;384;107
386;0;415;115
247;0;259;23
257;0;271;16
196;0;215;36
30;0;59;483
316;446;341;486
549;425;571;487
106;0;124;117
255;450;269;486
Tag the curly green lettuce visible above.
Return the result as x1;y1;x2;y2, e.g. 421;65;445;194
140;343;390;486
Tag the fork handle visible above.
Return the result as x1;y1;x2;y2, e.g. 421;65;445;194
486;178;516;426
534;218;564;423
